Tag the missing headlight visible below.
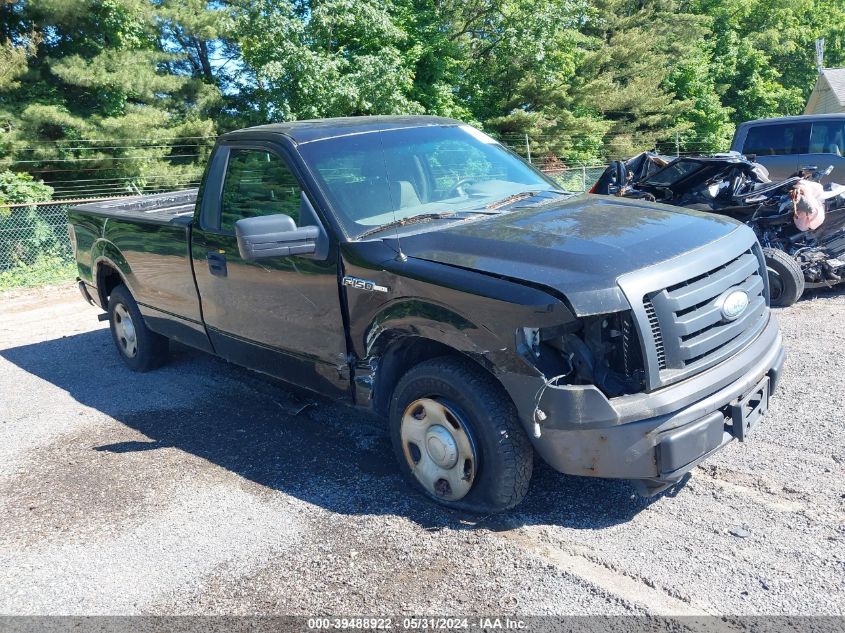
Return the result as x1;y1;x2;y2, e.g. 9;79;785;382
518;312;645;397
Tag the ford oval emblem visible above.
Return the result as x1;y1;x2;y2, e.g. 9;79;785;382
720;289;749;321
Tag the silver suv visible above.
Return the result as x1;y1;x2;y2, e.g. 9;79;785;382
731;114;845;182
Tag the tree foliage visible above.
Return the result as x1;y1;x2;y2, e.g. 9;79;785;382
0;168;52;206
0;0;843;196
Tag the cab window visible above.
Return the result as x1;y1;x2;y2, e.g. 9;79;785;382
809;121;845;155
742;123;810;156
299;125;553;238
219;149;301;232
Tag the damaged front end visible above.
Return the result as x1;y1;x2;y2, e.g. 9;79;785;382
517;310;646;400
497;229;785;495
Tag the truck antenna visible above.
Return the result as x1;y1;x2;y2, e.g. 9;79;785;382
377;132;407;262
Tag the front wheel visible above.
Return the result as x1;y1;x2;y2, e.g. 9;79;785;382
107;284;169;372
389;357;533;513
763;247;805;307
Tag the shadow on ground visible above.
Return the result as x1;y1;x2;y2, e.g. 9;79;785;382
1;328;676;531
802;283;845;302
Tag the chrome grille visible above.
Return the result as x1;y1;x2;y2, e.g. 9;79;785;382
643;298;667;370
644;248;768;385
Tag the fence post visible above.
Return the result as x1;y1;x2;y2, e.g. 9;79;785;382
525;134;532;164
581;163;587;191
675;131;680;157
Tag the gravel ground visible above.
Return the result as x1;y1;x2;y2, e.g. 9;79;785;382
0;283;843;616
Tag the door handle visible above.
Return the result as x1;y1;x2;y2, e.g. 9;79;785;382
206;251;227;277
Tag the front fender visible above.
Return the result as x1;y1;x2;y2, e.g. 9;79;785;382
365;298;495;358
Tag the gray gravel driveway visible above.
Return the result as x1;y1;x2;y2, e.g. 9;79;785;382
0;284;843;616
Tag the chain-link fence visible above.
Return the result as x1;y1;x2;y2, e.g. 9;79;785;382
1;201;73;271
0;162;609;290
0;200;88;289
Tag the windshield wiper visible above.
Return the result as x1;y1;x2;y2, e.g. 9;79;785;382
356;195;548;240
356;211;490;240
484;189;566;210
485;190;542;209
512;190;574;209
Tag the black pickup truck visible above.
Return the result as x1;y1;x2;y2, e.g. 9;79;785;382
68;116;785;512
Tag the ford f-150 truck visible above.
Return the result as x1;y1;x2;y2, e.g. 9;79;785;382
68;116;785;512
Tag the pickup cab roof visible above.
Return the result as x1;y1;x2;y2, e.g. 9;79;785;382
219;115;462;145
735;113;845;127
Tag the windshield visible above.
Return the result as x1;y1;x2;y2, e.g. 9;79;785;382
643;159;708;187
298;124;558;239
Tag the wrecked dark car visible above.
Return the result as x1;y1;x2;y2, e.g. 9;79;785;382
593;152;845;306
68;116;784;512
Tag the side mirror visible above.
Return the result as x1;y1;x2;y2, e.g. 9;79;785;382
234;213;318;260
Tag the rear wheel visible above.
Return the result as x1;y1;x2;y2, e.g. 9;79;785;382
389;357;533;513
763;247;805;307
107;284;169;372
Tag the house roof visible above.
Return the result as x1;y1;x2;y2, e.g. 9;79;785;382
821;68;845;106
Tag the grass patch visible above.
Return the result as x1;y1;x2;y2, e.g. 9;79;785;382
0;255;77;291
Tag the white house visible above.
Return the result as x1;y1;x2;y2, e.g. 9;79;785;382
805;68;845;114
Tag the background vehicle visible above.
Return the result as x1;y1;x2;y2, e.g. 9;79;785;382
68;116;784;512
592;152;845;306
731;114;845;182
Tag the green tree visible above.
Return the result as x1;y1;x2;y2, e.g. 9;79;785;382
2;0;844;193
394;0;609;164
0;168;51;205
237;0;423;120
0;0;230;194
0;35;34;91
663;42;734;153
568;0;710;158
694;0;845;124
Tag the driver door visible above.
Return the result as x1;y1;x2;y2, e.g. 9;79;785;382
191;142;349;396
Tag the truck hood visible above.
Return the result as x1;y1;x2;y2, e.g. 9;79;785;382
392;194;742;315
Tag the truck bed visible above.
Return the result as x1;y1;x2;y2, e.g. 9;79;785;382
71;189;198;225
69;188;204;336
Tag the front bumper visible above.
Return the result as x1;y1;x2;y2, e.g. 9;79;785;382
524;315;784;493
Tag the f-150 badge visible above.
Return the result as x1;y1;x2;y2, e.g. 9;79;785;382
342;276;389;293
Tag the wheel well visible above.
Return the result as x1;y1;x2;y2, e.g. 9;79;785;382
371;335;501;417
96;263;123;307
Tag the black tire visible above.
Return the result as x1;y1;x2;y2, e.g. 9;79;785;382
389;356;533;513
763;247;805;308
107;284;169;372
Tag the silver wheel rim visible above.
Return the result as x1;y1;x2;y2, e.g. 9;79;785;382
113;303;138;358
400;398;476;501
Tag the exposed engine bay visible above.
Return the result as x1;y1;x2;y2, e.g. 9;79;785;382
518;311;645;398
